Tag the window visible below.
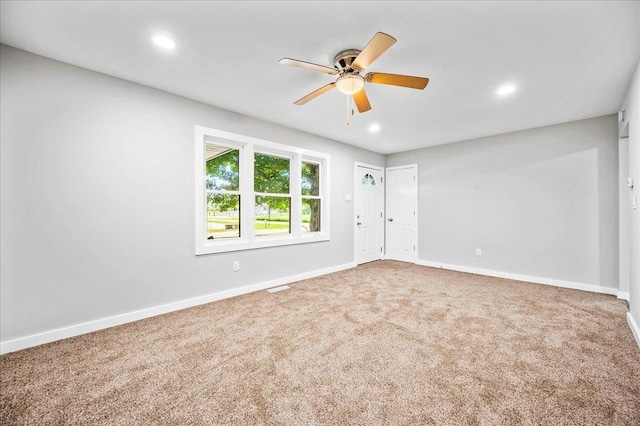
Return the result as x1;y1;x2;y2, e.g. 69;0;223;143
361;173;377;186
254;152;291;237
205;143;241;239
302;161;321;233
195;126;330;255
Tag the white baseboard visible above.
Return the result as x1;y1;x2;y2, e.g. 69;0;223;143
416;260;618;296
617;292;630;301
627;313;640;348
0;262;356;355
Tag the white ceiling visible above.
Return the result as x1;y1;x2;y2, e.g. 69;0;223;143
1;1;639;154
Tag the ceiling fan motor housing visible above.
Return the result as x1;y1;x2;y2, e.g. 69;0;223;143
334;49;362;73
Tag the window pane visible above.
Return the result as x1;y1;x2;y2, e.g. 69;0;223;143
362;173;376;186
206;145;239;191
302;199;321;233
254;153;290;194
255;196;290;236
207;194;240;239
302;162;320;196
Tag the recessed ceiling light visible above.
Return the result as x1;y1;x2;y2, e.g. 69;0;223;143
153;35;176;50
497;84;516;96
369;123;381;132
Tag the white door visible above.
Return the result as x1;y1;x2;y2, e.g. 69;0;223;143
386;165;417;263
355;164;384;265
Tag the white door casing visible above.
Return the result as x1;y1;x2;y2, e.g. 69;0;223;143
355;163;384;265
386;165;418;263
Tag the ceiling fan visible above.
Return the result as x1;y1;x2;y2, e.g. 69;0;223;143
278;32;429;116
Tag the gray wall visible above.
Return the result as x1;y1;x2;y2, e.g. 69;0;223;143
619;57;640;330
387;115;619;289
0;45;384;342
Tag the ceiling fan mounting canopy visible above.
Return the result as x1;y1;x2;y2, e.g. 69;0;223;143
278;32;429;114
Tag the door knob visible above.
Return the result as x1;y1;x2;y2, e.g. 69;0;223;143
357;222;362;225
387;218;393;222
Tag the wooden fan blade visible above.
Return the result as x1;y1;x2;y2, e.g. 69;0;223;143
366;72;429;90
294;82;336;105
352;32;397;70
353;88;372;113
279;58;338;74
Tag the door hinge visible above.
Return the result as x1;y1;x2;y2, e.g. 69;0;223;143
414;246;416;251
381;177;384;183
413;175;416;181
414;211;416;216
380;212;383;218
380;247;383;252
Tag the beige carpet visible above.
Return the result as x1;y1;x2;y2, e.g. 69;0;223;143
1;260;639;425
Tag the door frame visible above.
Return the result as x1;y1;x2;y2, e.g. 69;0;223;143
385;164;419;263
354;162;385;265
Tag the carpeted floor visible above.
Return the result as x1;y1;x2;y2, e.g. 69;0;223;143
1;260;639;425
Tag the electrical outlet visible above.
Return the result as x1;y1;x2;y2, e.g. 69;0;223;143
233;261;240;272
476;248;482;256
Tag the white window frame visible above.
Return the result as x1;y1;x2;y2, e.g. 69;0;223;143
195;126;330;255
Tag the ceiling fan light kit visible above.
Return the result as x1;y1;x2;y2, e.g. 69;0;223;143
279;32;429;122
336;74;365;95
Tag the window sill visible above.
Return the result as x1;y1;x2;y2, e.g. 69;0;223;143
195;233;330;255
